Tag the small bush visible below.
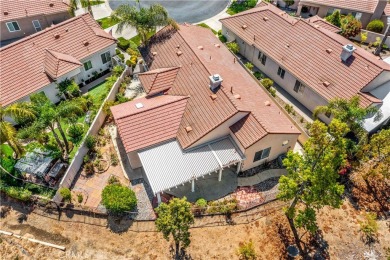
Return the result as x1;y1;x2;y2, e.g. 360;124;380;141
115;48;121;55
59;187;71;202
84;162;94;175
68;124;84;143
111;153;119;166
85;135;97;150
366;19;384;33
359;212;378;243
118;53;125;62
101;184;137;213
113;65;124;77
227;42;240;54
195;198;208;208
108;175;119;185
83;154;90;163
245;62;254;71
253;71;263;80
77;193;83;203
237;240;257;260
268;87;276;97
284;104;294;114
5;186;32;201
206;198;238;214
117;37;130;51
300;117;305;123
261;78;273;89
98;128;105;136
219;34;227;43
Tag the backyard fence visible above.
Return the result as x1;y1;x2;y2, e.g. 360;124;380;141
53;67;131;203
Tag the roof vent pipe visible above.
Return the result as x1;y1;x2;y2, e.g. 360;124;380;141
340;44;356;62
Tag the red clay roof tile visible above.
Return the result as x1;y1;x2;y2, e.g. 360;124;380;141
138;67;180;96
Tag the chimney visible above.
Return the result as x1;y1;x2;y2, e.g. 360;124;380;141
340;44;356;62
209;74;223;91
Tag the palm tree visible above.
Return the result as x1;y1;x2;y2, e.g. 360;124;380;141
68;0;94;17
313;95;382;142
0;103;35;158
111;4;178;45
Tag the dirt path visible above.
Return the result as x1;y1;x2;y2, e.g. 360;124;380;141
1;198;389;259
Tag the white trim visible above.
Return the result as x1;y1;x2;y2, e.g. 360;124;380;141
32;20;42;32
6;21;20;32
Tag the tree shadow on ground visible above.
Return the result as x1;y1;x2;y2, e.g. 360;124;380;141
303;230;330;260
107;215;134;233
169;245;193;260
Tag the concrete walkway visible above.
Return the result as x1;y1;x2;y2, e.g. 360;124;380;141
237;169;287;187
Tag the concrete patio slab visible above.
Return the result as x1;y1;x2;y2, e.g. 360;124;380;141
237;168;287;187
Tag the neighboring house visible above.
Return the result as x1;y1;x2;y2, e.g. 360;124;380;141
220;3;390;132
0;13;116;107
0;0;71;45
294;0;387;29
111;24;301;200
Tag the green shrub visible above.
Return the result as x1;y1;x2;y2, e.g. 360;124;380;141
217;30;222;36
118;53;125;61
366;19;384;33
5;186;32;201
101;184;137;213
83;154;90;163
84;162;94;175
359;212;378;243
68;124;84;143
219;34;227;43
117;37;130;51
110;153;119;166
325;10;341;27
85;135;97;150
237;240;257;260
108;175;119;185
261;78;273;89
268;87;276;97
206;198;238;214
253;71;263;80
284;104;294;114
115;48;121;55
195;198;207;208
245;62;254;71
227;42;240;54
59;187;72;202
77;193;83;203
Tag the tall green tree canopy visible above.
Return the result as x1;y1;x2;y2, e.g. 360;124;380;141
111;4;178;45
0;103;35;157
363;129;390;178
278;119;348;247
155;197;194;259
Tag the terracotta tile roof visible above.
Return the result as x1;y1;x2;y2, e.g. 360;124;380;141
230;114;268;148
306;15;341;33
0;0;69;22
111;95;189;152
0;14;116;106
220;5;390;108
384;2;390;16
44;49;81;80
138;67;180;96
300;0;379;13
140;25;299;149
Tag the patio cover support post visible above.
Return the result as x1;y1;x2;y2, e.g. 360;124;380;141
236;161;242;174
297;3;303;16
191;179;195;192
157;192;162;205
218;168;223;182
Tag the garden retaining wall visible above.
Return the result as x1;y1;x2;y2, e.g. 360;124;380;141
351;29;390;46
53;67;131;203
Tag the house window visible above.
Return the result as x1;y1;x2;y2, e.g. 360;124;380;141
354;12;362;21
258;51;267;65
277;67;285;79
32;20;42;32
83;61;93;71
293;80;305;94
6;21;20;32
253;147;271;162
101;51;111;64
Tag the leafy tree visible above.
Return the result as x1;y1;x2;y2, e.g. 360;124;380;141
341;15;362;38
155;197;194;259
0;103;35;158
56;79;81;100
101;184;137;213
237;240;257;260
278;119;349;251
362;129;390;179
313;95;381;145
68;0;94;17
111;4;178;45
325;10;341;27
227;42;240;54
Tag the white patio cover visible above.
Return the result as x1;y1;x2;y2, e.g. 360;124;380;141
138;136;245;194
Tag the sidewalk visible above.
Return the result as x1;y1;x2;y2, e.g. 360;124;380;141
196;4;231;31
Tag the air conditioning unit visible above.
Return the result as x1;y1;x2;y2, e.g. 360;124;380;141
209;74;223;91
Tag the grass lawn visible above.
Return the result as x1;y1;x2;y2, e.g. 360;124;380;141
0;144;16;173
130;30;156;46
96;17;117;29
82;0;104;7
197;23;218;35
227;0;257;15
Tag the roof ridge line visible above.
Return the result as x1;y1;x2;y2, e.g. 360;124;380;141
115;95;189;120
0;13;90;51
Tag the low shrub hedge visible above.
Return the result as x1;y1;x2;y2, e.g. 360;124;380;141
102;184;137;213
366;19;384;33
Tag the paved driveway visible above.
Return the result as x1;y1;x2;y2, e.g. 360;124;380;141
109;0;230;23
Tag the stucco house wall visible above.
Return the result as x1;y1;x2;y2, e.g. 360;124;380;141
1;12;70;42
